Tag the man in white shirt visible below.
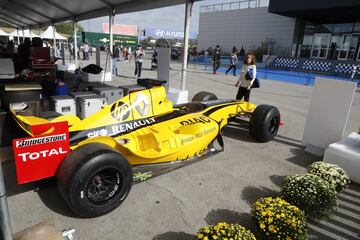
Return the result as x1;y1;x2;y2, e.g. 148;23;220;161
83;43;90;61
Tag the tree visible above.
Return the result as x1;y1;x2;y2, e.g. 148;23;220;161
55;22;84;36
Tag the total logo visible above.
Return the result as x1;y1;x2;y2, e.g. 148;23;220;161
17;147;68;162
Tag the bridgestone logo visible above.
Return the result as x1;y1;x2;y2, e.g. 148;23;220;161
15;134;67;148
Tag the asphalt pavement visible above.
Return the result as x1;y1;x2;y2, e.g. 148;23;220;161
3;52;360;240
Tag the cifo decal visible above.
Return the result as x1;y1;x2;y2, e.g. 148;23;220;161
87;129;108;138
180;116;211;126
15;134;66;148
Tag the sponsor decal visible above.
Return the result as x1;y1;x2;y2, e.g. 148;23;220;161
111;101;130;121
181;127;216;145
15;134;66;148
87;129;108;138
133;93;150;116
17;148;68;162
180;116;211;126
85;117;156;139
110;93;151;121
112;118;155;135
133;171;153;182
13;122;70;184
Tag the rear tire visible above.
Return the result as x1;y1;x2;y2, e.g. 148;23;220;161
249;105;280;143
192;91;217;102
57;143;132;218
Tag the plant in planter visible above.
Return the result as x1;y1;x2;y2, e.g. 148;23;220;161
197;222;256;240
307;161;350;192
251;197;308;240
281;174;337;220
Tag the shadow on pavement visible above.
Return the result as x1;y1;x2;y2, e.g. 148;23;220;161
222;125;256;143
205;209;254;230
241;185;279;206
286;148;321;168
152;232;195;240
36;179;78;218
269;175;285;187
2;160;38;197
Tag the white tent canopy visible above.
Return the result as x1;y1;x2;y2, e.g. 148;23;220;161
0;0;201;29
9;29;39;38
0;29;9;36
40;26;67;40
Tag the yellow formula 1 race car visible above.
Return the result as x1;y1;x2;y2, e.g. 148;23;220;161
10;79;280;217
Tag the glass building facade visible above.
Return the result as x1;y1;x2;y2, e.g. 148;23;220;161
300;22;360;61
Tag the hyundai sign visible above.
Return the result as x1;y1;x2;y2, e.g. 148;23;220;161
145;28;197;40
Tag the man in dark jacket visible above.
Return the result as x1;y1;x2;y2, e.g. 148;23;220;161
213;45;221;74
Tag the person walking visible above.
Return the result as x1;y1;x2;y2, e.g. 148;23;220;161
134;44;145;78
235;53;257;102
212;45;221;74
225;52;238;76
112;53;118;76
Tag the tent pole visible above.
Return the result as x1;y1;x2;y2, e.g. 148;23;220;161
29;27;32;41
0;161;13;240
73;19;78;68
16;28;19;46
181;0;193;90
109;8;115;80
52;24;56;47
22;28;24;42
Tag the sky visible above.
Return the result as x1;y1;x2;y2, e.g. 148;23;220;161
78;0;231;33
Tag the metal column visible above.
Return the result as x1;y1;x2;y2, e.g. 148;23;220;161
73;20;78;67
109;8;115;79
22;28;25;42
0;162;13;240
181;0;193;90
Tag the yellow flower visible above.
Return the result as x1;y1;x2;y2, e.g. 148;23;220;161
268;225;275;232
261;211;267;216
260;223;266;229
212;236;218;240
286;237;292;240
198;233;204;239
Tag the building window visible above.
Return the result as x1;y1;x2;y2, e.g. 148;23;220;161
333;23;354;34
354;22;360;33
304;23;333;34
300;35;313;58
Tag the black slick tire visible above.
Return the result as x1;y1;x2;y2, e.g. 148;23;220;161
249;105;280;143
192;91;218;102
57;143;132;218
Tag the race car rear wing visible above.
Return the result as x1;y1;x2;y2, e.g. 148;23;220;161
9;104;81;137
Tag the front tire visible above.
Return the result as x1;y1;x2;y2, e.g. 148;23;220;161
57;143;133;218
249;105;280;143
192;91;217;102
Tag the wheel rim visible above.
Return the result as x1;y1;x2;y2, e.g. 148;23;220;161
268;115;280;136
86;168;121;204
